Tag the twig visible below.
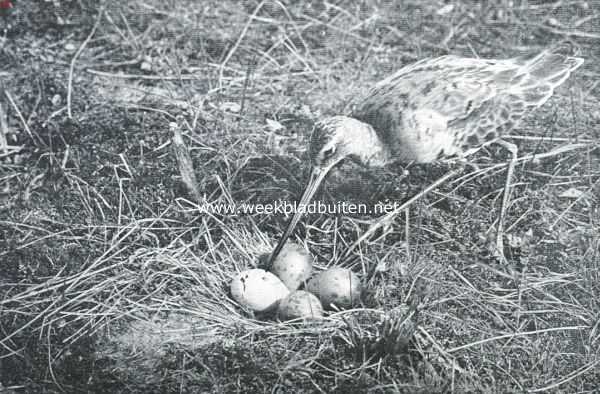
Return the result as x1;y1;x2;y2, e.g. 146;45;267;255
507;135;595;144
67;6;104;119
4;90;36;144
238;55;256;118
535;22;600;40
0;100;7;155
86;68;204;80
447;325;587;353
171;121;202;203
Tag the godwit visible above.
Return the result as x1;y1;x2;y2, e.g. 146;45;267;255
269;50;583;265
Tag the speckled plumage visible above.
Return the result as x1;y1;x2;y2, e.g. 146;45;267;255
311;51;583;167
270;50;583;265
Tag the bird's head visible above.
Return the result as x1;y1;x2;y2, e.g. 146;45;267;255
308;116;359;171
309;115;385;171
268;115;381;265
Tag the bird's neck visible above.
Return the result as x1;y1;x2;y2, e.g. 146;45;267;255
350;120;392;167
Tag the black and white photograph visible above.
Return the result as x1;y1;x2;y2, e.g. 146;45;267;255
1;1;599;392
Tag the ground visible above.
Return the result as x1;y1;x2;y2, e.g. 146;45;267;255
1;0;599;393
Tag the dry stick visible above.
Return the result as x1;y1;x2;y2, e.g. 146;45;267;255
171;122;202;203
0;101;7;155
46;326;65;393
405;208;410;263
535;22;600;40
508;135;595;143
238;55;256;117
447;325;587;353
4;90;35;142
85;69;202;80
67;6;104;119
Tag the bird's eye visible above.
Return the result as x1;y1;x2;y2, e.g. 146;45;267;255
322;146;335;158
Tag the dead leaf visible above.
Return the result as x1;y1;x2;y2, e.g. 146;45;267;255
559;188;586;199
219;102;241;113
265;118;284;132
436;4;454;15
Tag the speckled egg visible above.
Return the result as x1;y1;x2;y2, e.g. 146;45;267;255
307;267;361;310
230;269;290;312
271;243;312;291
277;290;323;320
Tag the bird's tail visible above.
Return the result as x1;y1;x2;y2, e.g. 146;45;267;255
524;50;584;83
511;51;584;106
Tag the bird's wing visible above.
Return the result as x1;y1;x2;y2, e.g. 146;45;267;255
350;56;510;159
353;56;505;128
351;53;582;156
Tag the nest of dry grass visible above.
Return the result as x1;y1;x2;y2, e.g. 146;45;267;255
1;0;600;392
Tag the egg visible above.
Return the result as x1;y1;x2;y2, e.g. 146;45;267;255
277;290;323;320
230;269;290;312
307;267;361;309
306;275;320;295
271;243;312;291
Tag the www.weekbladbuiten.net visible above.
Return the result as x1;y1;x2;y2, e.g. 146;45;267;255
197;199;403;216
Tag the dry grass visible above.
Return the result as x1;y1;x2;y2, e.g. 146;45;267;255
1;0;599;392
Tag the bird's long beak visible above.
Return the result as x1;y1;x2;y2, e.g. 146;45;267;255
268;166;329;266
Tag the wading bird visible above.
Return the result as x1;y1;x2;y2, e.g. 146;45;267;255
269;50;583;264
